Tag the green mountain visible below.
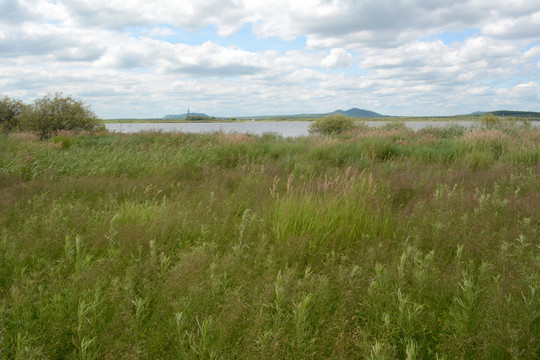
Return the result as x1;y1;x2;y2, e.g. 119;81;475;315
242;108;387;120
333;108;387;118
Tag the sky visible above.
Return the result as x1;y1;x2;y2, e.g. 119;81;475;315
1;0;539;118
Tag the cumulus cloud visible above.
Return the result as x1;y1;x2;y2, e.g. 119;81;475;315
482;11;540;39
158;41;269;76
321;48;353;69
359;36;526;88
60;0;248;34
10;1;540;44
0;0;36;24
0;0;539;117
0;23;105;60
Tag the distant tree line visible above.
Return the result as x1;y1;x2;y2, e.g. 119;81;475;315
186;115;216;121
490;110;540;118
0;93;104;139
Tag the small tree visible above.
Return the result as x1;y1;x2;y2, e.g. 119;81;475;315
0;95;26;133
19;93;104;139
309;114;357;135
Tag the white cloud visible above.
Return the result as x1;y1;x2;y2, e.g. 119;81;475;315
0;0;539;117
0;0;35;24
359;36;526;86
481;10;540;39
53;1;540;46
321;48;353;69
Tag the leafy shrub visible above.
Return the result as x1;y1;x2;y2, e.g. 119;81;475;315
309;114;356;135
0;95;26;133
380;120;410;132
19;93;104;139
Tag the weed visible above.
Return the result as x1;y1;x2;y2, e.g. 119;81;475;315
1;128;539;358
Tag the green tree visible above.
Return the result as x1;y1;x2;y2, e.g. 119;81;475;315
19;93;104;139
0;95;26;133
308;114;357;135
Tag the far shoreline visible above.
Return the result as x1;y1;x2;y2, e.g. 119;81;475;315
102;115;505;124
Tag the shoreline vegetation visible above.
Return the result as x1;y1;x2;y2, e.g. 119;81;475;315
103;114;540;123
1;119;540;358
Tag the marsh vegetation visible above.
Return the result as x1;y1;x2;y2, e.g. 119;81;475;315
0;120;539;358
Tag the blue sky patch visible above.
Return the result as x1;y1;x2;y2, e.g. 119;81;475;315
127;24;307;53
422;28;480;45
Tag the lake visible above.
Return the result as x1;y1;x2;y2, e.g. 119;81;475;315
105;120;538;137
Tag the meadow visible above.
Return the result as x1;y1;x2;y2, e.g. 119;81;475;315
0;121;539;359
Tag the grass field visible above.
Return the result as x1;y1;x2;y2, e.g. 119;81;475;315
0;123;539;359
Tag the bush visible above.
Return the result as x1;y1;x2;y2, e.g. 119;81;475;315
0;95;26;133
309;114;357;135
19;93;104;139
380;119;410;132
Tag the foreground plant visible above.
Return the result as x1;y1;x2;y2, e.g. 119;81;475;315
0;127;539;359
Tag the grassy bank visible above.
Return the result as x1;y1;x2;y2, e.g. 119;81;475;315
1;124;539;359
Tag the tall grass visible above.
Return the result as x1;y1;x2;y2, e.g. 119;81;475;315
0;124;539;358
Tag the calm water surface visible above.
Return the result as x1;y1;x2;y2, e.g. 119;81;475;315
105;120;538;137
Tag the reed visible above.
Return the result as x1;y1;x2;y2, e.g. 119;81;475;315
0;125;539;358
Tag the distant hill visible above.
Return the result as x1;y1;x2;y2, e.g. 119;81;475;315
114;108;540;121
244;108;388;120
333;108;387;118
162;113;209;120
159;108;387;121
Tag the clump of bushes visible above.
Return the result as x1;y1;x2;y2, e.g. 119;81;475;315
0;93;104;139
19;93;104;139
309;114;357;135
0;95;26;133
380;119;410;132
